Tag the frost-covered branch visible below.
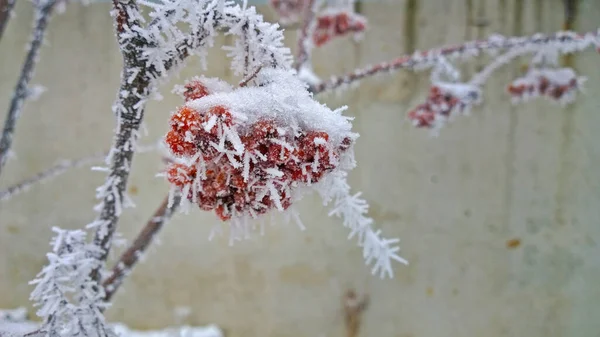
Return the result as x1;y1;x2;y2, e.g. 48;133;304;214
293;0;317;71
102;193;181;302
405;30;598;131
309;30;600;94
29;228;115;337
0;308;29;322
0;0;16;42
87;0;155;285
0;153;104;202
0;0;58;177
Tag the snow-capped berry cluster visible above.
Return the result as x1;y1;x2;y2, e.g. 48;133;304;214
165;69;355;221
162;69;405;278
313;9;367;47
506;67;585;105
166;110;351;220
407;82;482;129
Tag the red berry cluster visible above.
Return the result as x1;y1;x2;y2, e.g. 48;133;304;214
165;79;352;221
269;0;305;23
507;68;581;103
407;84;480;128
313;11;367;47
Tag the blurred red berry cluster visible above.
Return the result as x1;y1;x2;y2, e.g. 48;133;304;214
165;79;352;221
407;84;481;129
313;10;366;47
506;68;582;103
269;0;306;24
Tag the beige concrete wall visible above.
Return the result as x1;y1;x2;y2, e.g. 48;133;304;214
1;0;600;336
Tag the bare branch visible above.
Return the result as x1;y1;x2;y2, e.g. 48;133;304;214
309;30;600;95
0;0;16;43
0;152;105;202
102;193;181;302
0;0;57;177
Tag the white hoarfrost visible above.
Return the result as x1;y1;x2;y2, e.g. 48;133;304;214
29;228;115;337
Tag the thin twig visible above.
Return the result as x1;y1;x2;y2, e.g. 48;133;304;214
102;193;181;302
238;66;262;87
293;0;317;71
0;0;57;177
0;152;105;202
468;47;530;86
309;29;600;95
0;0;16;43
0;142;159;203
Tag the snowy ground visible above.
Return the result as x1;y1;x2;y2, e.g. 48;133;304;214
0;308;222;337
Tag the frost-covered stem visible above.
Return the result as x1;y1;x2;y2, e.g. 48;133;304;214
238;66;262;87
469;41;557;86
293;0;317;71
0;152;104;202
322;171;408;278
309;29;600;94
0;0;16;43
89;0;150;284
0;0;56;177
102;193;181;302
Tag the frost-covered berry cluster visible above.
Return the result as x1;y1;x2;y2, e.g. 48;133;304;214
506;67;585;105
407;83;482;130
165;73;352;221
312;9;366;47
163;68;405;277
269;0;306;24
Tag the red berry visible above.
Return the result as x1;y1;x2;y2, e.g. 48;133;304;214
165;130;196;156
170;106;202;133
183;80;210;101
167;163;197;187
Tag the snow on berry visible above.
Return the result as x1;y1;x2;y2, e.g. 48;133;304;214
173;76;234;102
164;68;406;278
506;67;585;105
407;82;482;131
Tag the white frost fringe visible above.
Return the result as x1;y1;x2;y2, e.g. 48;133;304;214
0;308;223;337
